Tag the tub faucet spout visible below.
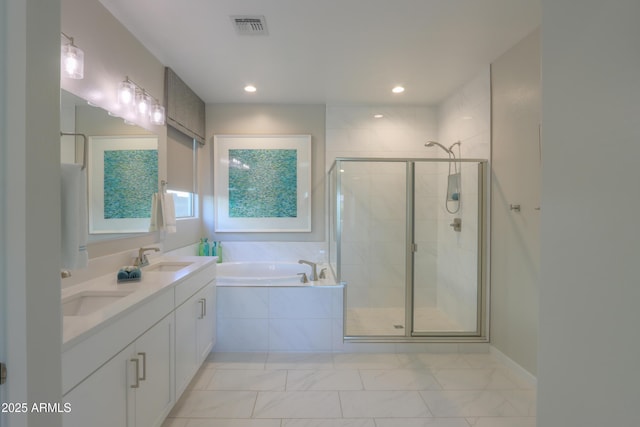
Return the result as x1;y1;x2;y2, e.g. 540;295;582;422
298;260;318;281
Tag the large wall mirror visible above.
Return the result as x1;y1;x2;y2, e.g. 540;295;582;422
61;90;159;242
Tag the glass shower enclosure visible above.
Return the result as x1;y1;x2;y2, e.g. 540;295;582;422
328;158;488;340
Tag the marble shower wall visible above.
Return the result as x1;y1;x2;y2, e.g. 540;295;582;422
325;106;438;168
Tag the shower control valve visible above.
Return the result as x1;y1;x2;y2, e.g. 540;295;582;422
450;218;462;232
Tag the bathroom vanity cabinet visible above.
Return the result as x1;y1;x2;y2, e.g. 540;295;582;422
61;257;216;427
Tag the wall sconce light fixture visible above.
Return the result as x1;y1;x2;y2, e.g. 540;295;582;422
117;77;165;125
61;32;84;79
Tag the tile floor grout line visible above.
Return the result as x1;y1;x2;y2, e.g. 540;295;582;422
249;390;260;419
417;386;437;418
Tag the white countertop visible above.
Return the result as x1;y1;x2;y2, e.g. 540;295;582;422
62;256;217;350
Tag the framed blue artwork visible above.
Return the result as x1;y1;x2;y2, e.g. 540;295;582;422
88;136;158;233
214;135;311;232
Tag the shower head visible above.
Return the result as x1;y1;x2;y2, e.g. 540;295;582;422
424;141;452;155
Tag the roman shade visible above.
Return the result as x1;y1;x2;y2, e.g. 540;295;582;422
167;126;196;193
164;67;205;144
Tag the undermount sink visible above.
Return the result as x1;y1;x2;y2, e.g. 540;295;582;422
62;289;135;316
145;261;193;272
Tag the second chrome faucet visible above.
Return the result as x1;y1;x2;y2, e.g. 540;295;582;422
135;247;160;267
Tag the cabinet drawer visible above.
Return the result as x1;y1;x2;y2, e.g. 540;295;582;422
62;288;173;394
174;263;216;306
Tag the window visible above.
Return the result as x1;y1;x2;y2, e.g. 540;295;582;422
167;126;197;218
167;190;194;218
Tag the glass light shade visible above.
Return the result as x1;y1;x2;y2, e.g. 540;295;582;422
150;104;165;125
118;80;136;106
61;43;84;79
136;91;152;118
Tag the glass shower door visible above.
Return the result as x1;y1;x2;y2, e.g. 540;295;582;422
412;161;484;335
340;160;408;336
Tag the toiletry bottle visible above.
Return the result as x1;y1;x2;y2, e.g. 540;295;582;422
211;241;217;257
203;238;210;257
198;238;205;256
216;241;222;263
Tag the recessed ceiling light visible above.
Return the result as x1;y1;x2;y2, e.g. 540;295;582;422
392;86;405;94
244;85;257;93
374;114;384;119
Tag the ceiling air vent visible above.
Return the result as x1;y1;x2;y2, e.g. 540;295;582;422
231;15;268;36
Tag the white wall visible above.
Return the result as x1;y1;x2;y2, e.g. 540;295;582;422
490;30;540;376
2;1;63;426
539;2;640;426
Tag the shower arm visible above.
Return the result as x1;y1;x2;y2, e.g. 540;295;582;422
424;141;453;156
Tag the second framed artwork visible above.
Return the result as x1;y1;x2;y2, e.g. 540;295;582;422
214;134;311;232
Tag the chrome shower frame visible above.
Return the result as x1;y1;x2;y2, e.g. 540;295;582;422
328;157;489;343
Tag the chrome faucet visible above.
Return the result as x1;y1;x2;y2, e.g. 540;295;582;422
298;259;318;281
135;247;160;267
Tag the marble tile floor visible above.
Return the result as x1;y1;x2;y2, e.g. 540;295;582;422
162;351;536;427
346;307;464;336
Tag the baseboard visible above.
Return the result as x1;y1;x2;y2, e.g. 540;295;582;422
489;345;537;387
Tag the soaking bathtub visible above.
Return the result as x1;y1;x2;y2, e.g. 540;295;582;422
216;261;340;287
214;262;344;351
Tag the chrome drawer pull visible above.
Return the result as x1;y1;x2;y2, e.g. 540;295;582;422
138;352;147;381
130;358;140;388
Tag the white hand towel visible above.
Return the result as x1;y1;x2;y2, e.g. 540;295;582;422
162;193;177;234
149;192;176;233
149;193;161;231
61;163;89;269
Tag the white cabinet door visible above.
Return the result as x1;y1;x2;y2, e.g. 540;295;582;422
197;282;216;363
63;343;134;427
174;291;199;398
65;316;173;427
175;280;216;398
133;315;174;427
